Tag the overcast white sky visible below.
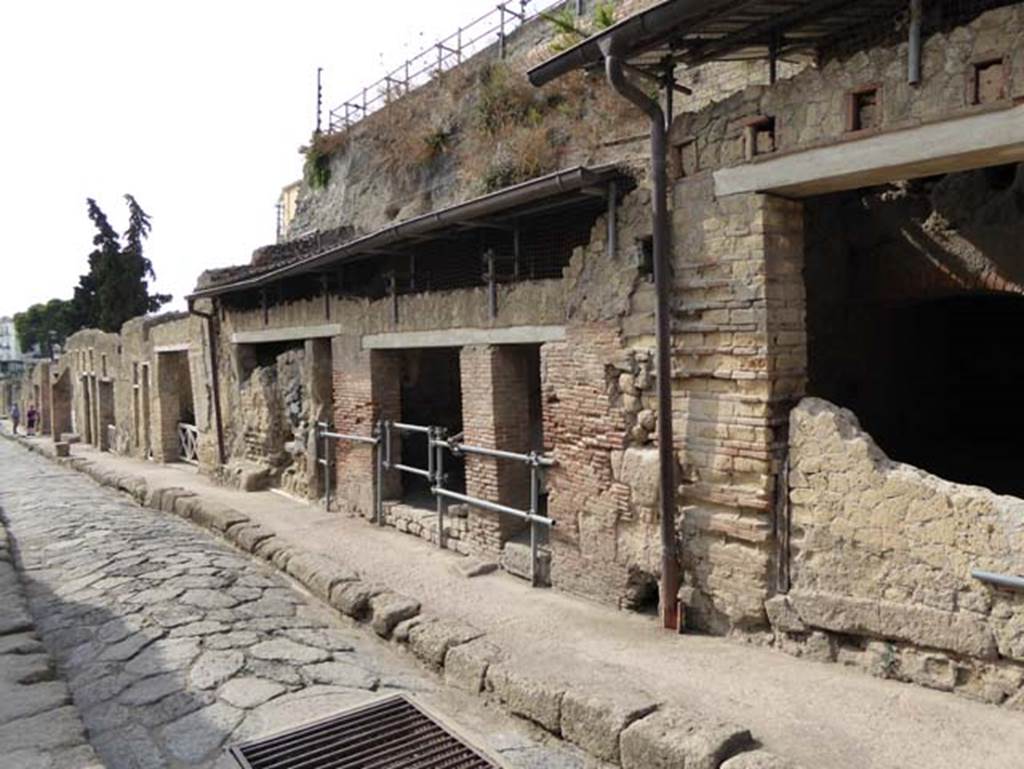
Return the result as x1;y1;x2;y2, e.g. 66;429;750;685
0;0;506;319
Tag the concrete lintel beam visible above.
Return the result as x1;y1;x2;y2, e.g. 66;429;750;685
231;324;343;345
362;325;566;350
714;103;1024;198
154;344;191;353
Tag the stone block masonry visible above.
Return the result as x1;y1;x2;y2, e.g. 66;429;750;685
671;175;806;632
774;397;1024;707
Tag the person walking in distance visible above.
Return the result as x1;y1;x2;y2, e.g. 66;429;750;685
9;403;20;435
26;404;38;436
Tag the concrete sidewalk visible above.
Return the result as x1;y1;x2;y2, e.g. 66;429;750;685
10;433;1023;769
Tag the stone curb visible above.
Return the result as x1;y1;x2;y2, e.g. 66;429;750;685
1;432;799;769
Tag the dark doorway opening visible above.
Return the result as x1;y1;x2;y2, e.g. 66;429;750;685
804;169;1024;497
399;347;464;503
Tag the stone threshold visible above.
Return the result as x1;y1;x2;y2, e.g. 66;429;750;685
0;431;797;769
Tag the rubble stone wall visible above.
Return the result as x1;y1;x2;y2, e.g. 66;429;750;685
774;397;1024;707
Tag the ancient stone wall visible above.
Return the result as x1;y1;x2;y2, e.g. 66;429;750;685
62;329;121;448
773;398;1024;707
671;176;805;631
669;5;1024;181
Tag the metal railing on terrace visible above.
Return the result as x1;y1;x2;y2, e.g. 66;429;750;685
327;0;577;133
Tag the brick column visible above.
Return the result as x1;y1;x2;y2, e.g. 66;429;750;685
460;345;533;557
332;337;401;517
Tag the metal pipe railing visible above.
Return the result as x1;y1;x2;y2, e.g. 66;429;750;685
438;439;554;466
972;569;1024;591
432;487;553;527
322;417;556;587
326;0;564;134
436;435;554;585
317;421;380;516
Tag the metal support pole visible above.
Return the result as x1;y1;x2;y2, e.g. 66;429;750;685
529;456;540;587
908;0;923;86
388;272;398;325
316;67;323;134
383;419;392;470
972;569;1024;591
321;275;330;321
435;428;446;548
486;249;497;320
426;427;438;548
322;425;331;511
499;5;506;59
607;181;617;259
664;63;676;128
375;420;385;525
513;223;521;281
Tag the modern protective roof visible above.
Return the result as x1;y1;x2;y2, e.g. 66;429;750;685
190;164;629;299
528;0;910;85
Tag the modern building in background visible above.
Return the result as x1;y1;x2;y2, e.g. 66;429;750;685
0;316;21;362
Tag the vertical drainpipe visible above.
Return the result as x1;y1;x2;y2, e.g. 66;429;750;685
602;39;681;631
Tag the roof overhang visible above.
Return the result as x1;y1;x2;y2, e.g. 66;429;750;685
190;164;630;300
528;0;908;86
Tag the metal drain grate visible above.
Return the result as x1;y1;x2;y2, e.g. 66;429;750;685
228;693;502;769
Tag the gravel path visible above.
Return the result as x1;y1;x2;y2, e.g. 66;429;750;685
0;440;587;769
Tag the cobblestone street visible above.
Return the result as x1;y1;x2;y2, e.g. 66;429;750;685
0;440;586;769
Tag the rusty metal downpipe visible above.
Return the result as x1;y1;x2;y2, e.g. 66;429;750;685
602;39;681;631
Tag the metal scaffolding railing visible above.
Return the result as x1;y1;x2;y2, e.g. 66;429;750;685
327;0;572;133
316;421;381;518
317;419;555;586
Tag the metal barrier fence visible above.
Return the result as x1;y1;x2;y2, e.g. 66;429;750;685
327;0;573;133
317;419;555;586
178;422;199;464
317;422;382;520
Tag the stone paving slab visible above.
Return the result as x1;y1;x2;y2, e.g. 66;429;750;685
0;509;102;768
14;431;1021;769
0;438;596;769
